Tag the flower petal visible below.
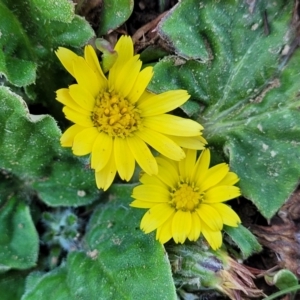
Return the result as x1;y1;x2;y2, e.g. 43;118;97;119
84;45;107;85
114;137;135;181
167;135;207;150
201;222;222;250
56;88;89;115
204;186;241;203
63;106;93;127
109;35;134;86
196;204;223;231
136;128;185;161
139;90;190;117
217;172;240;186
127;135;158;175
144;114;203;136
127;67;153;103
156;157;179;188
55;47;78;78
95;151;117;191
114;55;142;97
132;185;170;203
72;127;99;155
172;210;192;244
199;163;229;191
91;132;113;171
68;84;95;111
140;203;174;233
156;213;175;244
179;149;197;180
73;57;101;97
210;203;241;227
187;212;201;241
139;173;167;188
130;200;157;208
191;149;210;183
60;124;86;147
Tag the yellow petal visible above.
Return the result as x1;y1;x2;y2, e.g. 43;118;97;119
187;212;201;241
95;152;117;191
199;163;229;191
73;57;100;97
144;114;203;136
109;35;134;86
114;137;135;181
60;124;85;147
167;135;207;150
156;214;174;244
179;149;197;180
156;157;179;188
90;132;113;171
114;55;142;97
172;210;192;244
201;222;223;250
132;185;170;203
56;88;89;115
72;127;99;155
127;135;158;175
196;204;223;231
68;84;95;111
63;106;93;127
55;47;78;78
140;203;174;233
139;90;190;117
139;173;167;188
204;186;241;203
136;128;185;161
217;172;240;186
210;203;241;227
84;45;107;86
191;148;210;183
127;67;153;103
130;200;157;209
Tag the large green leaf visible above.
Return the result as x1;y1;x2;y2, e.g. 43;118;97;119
149;0;299;219
0;271;27;299
32;156;100;207
0;0;94;88
22;185;176;300
0;87;60;179
0;196;38;270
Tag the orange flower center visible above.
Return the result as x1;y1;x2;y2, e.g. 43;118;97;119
171;183;203;211
91;90;142;138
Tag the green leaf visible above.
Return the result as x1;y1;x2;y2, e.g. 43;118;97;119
98;0;134;35
80;184;176;299
0;196;38;270
149;0;298;219
22;184;176;299
265;269;298;290
273;269;298;290
0;270;27;300
0;87;61;179
23;268;72;299
223;225;262;259
32;156;101;207
0;0;94;87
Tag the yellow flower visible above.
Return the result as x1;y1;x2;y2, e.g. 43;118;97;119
55;36;206;190
130;149;241;250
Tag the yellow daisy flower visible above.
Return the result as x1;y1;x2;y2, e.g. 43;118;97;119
130;149;241;250
55;36;206;190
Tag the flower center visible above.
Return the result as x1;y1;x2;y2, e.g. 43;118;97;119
91;90;142;138
170;182;203;212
